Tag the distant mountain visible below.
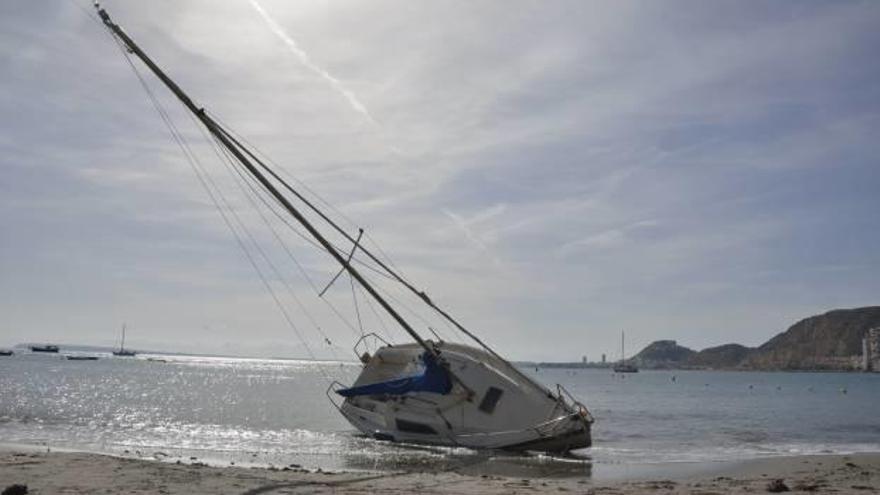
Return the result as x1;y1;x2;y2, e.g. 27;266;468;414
743;306;880;370
688;344;752;369
631;306;880;371
633;340;695;369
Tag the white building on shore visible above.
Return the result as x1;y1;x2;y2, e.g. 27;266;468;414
863;327;880;372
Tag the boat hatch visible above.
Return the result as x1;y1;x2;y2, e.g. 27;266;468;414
478;387;504;414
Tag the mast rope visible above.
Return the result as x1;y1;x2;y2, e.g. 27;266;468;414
104;31;357;376
203;128;370;343
210;124;479;347
357;284;396;344
353;267;453;343
348;274;365;338
198;121;354;354
206;115;472;347
207;117;460;346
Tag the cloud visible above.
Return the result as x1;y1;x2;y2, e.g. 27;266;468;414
247;0;377;125
557;219;660;257
0;0;878;360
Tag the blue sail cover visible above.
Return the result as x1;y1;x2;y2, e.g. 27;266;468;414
336;352;452;397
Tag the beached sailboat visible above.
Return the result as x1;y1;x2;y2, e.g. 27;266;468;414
112;324;136;357
613;331;639;373
95;4;593;452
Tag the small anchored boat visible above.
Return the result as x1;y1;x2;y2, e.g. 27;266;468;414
112;324;136;357
66;355;99;361
30;344;60;353
612;331;639;373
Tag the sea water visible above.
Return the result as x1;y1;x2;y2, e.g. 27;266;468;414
1;352;878;478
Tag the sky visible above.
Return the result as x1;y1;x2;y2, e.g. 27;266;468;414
1;0;878;361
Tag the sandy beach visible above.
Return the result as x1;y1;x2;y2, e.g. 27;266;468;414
2;448;878;494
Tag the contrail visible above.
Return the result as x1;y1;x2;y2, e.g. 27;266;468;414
248;0;377;124
443;209;504;268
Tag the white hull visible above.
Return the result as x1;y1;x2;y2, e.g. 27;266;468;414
334;341;592;452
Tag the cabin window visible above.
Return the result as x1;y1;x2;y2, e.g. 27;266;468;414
478;387;503;414
395;418;437;435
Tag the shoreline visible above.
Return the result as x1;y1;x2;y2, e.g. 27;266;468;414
2;447;878;494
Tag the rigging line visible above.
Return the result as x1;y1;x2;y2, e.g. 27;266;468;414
238;179;397;286
207;119;404;286
209;114;361;231
224;162;400;286
205;129;358;348
356;265;452;342
192;110;394;345
111;38;327;371
204;132;364;342
176;130;325;366
213;111;433;311
355;272;447;342
362;231;404;279
203;126;361;346
213;123;419;288
348;274;365;337
356;281;400;345
209;116;463;346
213;120;493;352
211;116;424;330
192;131;400;287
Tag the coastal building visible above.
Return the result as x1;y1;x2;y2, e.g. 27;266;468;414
864;327;880;372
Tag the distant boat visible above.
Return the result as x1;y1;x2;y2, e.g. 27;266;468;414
0;350;13;356
66;355;99;361
30;344;59;353
613;331;639;373
112;324;136;357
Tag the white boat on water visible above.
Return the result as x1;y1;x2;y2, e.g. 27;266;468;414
613;331;638;373
112;324;136;357
95;4;593;453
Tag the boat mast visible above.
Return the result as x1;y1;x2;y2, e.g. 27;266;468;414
121;323;126;352
95;5;437;358
219;129;509;361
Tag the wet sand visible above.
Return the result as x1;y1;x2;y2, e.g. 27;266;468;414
1;448;878;494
